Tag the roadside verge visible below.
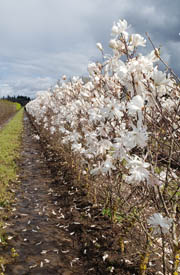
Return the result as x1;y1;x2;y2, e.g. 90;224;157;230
0;108;24;245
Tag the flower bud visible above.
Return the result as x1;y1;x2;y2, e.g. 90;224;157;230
112;25;119;35
109;39;117;49
96;42;103;51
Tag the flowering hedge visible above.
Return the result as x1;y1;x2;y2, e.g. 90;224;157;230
26;19;180;274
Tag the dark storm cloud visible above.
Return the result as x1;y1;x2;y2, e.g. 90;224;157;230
0;0;179;97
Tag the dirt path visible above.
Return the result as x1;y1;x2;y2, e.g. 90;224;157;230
4;114;86;274
2;114;138;275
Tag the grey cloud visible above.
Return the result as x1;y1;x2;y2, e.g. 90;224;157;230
0;77;54;98
0;0;180;98
0;83;13;98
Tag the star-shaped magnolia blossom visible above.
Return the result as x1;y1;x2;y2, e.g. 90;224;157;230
127;95;145;116
152;70;170;86
111;19;129;37
123;122;148;150
147;213;173;234
131;34;146;48
125;156;150;184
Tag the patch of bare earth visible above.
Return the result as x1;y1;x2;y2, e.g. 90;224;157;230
2;114;139;274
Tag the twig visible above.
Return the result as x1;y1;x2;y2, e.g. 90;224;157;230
161;230;167;275
146;32;180;84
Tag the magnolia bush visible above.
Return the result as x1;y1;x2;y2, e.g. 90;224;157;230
26;19;180;274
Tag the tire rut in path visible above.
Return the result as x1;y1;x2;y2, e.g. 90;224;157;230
5;115;85;275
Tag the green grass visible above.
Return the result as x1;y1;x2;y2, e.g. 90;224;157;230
14;102;21;111
0;108;24;272
0;108;24;206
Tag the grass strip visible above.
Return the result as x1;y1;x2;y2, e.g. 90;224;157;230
0;108;24;273
0;108;24;206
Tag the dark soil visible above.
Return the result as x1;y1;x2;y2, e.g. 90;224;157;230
1;114;139;274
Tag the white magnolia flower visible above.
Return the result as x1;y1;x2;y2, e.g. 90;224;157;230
96;139;113;155
126;165;149;184
100;99;123;120
146;49;160;63
50;126;56;135
71;143;84;153
62;75;66;80
123;123;148;149
109;39;118;49
101;157;116;174
127;95;144;115
72;76;80;83
102;253;109;261
152;70;170;86
112;19;129;36
161;98;175;112
90;156;116;176
131;34;146;47
126;156;150;184
111;25;119;36
115;60;127;78
128;156;150;168
147;213;173;234
87;62;99;76
33;134;40;140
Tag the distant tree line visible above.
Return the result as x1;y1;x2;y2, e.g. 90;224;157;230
1;95;31;106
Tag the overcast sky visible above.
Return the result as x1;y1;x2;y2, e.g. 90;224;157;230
0;0;180;98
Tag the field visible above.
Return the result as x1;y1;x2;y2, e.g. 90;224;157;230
0;100;21;129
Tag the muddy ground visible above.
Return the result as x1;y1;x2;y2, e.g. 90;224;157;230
1;113;140;274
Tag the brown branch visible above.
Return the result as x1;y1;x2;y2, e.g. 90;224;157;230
145;32;180;84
